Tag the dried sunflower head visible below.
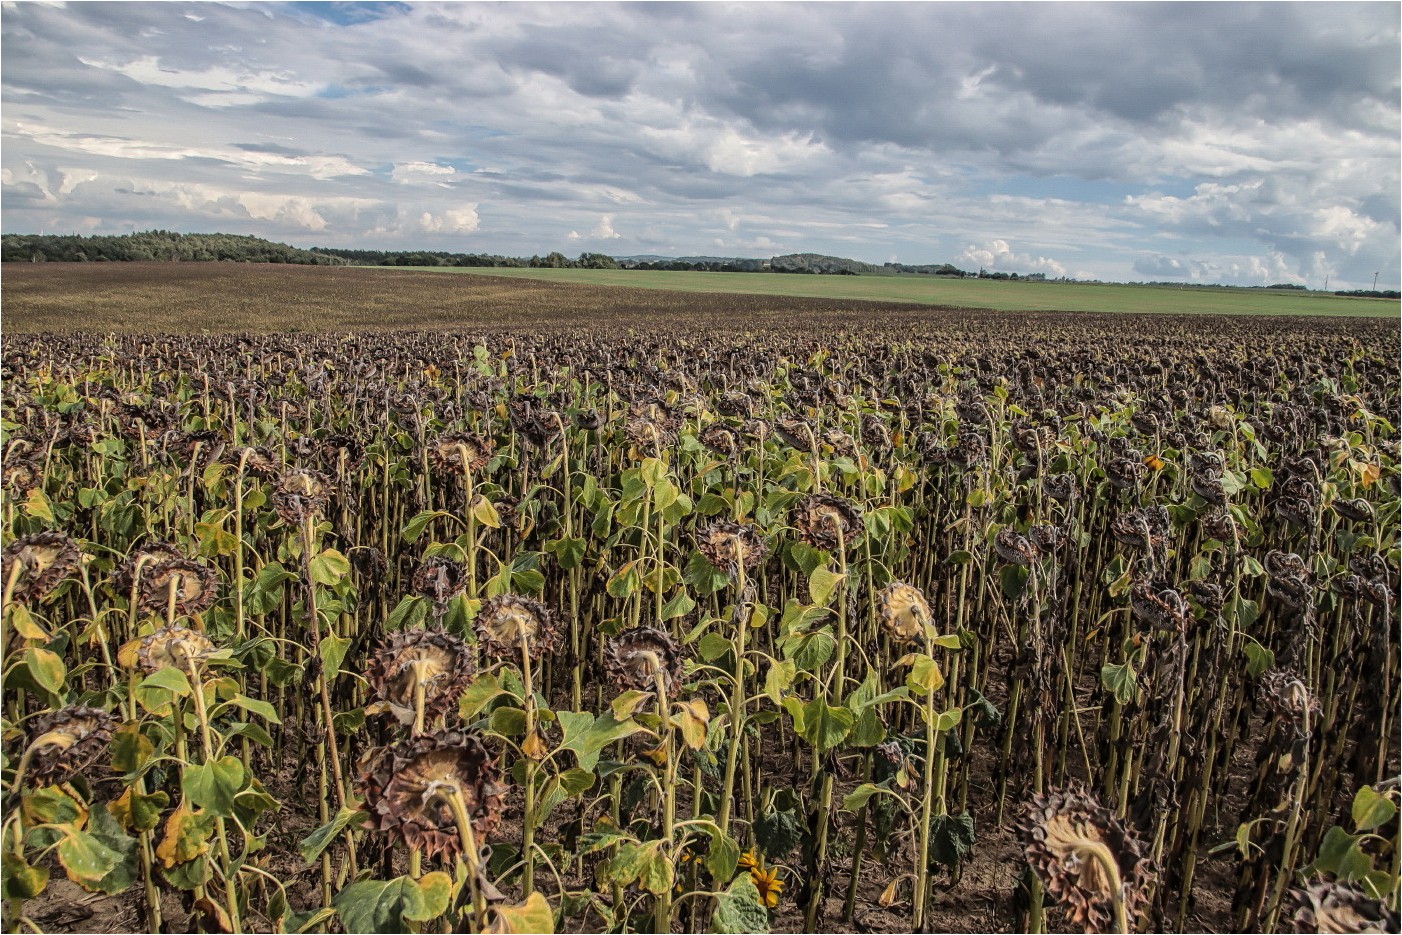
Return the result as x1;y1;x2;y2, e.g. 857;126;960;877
877;582;932;642
1043;473;1079;504
1260;670;1319;723
1198;507;1234;542
1109;510;1166;553
1186;580;1224;616
1190;470;1227;506
2;455;44;496
2;532;80;604
1331;498;1373;523
605;626;684;696
950;431;987;469
366;627;474;729
624;403;679;449
740;418;771;442
774;418;815;452
716;392;755;418
111;541;183;595
792;493;864;551
25;706;119;787
994;526;1040;567
137;558;219;617
1031;524;1065;554
411;555;468;608
427;433;494;476
696;520;766;576
699;424;740;459
474;594;560;660
1290;878;1399;934
137;624;218;674
358;729;505;862
318;434;364;471
1019;782;1153;934
226;445;281;479
272;468;333;525
1129;580;1191;633
1105;456;1146;491
1264;550;1313;611
822;428;858;458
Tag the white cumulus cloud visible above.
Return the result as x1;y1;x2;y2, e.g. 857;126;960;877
955;239;1068;277
567;213;621;241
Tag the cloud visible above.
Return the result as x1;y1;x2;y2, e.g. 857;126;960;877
416;205;479;233
0;1;1397;287
391;160;456;184
567;213;621;242
1132;254;1221;280
955;239;1068;278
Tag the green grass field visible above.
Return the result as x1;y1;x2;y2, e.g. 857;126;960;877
386;265;1397;317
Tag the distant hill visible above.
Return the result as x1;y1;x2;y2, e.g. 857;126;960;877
2;231;340;264
617;252;974;277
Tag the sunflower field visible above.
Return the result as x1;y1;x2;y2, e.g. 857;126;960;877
1;312;1398;934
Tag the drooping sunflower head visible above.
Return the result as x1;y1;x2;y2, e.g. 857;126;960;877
1031;524;1065;554
605;626;684;696
25;706;120;787
698;424;740;459
624;408;679;450
226;445;281;479
1264;550;1313;611
994;526;1040;567
822;428;858;458
272;468;333;525
774;417;815;452
474;594;560;660
1128;580;1191;634
111;541;185;596
2;455;44;496
2;532;81;604
1260;670;1319;724
1186;580;1225;617
1043;473;1079;504
410;555;468;608
696;520;766;576
358;729;505;862
716;391;755;418
877;581;932;643
366;627;474;729
426;433;494;476
1290;879;1399;934
136;624;218;674
792;493;864;552
1331;498;1374;524
137;558;219;618
1018;782;1153;934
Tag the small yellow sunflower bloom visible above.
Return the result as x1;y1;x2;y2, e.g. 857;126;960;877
750;864;784;908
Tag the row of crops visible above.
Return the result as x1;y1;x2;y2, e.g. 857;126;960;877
1;316;1398;933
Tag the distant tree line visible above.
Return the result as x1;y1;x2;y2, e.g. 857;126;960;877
618;258;768;272
1334;289;1401;300
1;231;340;264
882;262;973;277
312;248;626;270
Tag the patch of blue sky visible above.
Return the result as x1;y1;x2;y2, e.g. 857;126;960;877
315;84;391;99
284;2;410;27
426;120;509;141
993;174;1196;204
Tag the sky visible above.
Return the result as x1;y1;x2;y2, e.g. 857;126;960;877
2;1;1399;288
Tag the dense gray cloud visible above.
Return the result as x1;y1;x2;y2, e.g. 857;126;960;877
3;1;1397;287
